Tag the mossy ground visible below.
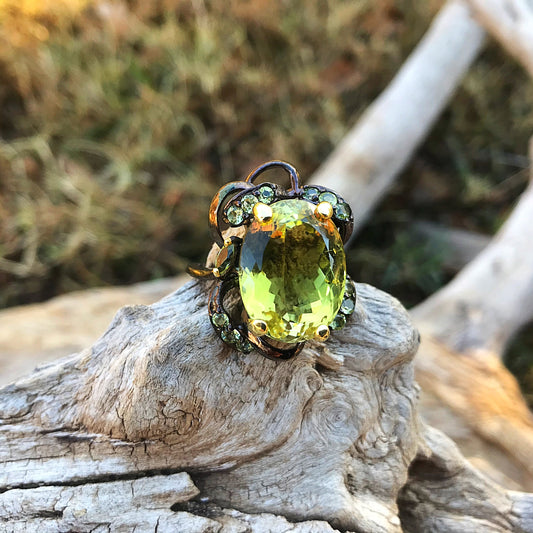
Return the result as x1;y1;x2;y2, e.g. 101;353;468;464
0;0;532;400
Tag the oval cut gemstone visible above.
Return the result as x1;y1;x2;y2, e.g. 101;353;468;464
239;199;346;343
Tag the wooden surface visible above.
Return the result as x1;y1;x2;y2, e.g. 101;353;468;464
1;279;532;532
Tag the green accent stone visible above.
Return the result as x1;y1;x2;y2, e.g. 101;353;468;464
330;314;346;330
340;298;355;315
319;191;338;205
215;243;237;277
236;335;253;353
212;312;229;328
221;328;239;343
335;202;351;221
257;185;275;204
227;204;244;225
241;194;258;214
302;187;319;201
345;279;355;298
239;199;346;343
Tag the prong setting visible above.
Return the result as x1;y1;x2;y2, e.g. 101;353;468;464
315;201;334;221
315;325;330;341
192;162;355;359
249;319;269;336
253;202;273;223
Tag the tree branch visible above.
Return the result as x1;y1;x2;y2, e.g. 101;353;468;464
412;137;533;357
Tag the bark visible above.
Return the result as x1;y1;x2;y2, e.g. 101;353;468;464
310;0;485;237
1;280;531;532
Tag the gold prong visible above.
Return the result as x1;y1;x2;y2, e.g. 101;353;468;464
249;319;268;336
223;238;232;247
315;201;333;221
314;324;330;341
213;267;221;278
253;202;273;223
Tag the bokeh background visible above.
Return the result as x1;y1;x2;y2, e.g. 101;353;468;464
1;0;532;400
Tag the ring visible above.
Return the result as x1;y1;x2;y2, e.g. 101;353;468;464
188;160;356;360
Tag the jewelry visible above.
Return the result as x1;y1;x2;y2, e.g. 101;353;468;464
188;160;356;360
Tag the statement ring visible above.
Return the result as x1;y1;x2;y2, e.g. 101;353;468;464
188;160;356;360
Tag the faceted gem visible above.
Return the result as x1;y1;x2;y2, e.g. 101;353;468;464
241;194;258;214
239;199;346;343
215;242;237;277
236;335;253;354
227;204;244;225
345;279;355;298
212;312;229;329
319;191;338;206
340;298;355;315
335;202;351;221
330;314;346;330
302;187;319;201
257;185;275;204
221;328;239;343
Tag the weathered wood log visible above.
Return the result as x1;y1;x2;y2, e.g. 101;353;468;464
1;280;532;532
0;276;187;387
410;138;533;491
311;0;485;237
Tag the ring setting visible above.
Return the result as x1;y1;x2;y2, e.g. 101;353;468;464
188;160;356;360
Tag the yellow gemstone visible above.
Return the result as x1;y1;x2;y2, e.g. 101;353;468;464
239;199;346;343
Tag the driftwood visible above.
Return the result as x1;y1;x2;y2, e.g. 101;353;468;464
1;279;532;532
410;139;533;491
413;139;533;356
0;276;186;387
311;0;485;236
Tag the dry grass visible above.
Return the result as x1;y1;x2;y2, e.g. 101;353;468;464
0;0;531;305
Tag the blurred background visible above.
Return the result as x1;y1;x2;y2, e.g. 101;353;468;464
0;0;532;400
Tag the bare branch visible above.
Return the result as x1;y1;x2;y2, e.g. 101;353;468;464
412;137;533;357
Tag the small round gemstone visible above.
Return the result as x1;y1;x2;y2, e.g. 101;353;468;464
236;336;253;354
226;204;244;225
212;312;229;328
345;280;355;298
335;202;351;221
241;194;258;214
302;187;319;201
340;298;355;315
319;191;338;206
221;328;239;343
330;314;346;330
257;186;275;204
